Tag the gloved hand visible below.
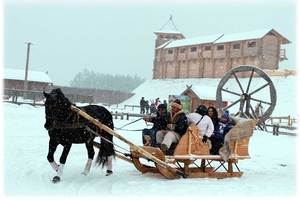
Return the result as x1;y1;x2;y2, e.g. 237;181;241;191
202;135;208;143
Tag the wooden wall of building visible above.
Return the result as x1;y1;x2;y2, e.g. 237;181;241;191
153;34;282;79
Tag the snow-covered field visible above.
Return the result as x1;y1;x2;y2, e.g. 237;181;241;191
2;101;298;198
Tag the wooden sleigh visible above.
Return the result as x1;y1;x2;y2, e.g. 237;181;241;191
130;118;257;179
70;105;256;179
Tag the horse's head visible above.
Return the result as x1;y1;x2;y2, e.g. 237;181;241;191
43;88;72;130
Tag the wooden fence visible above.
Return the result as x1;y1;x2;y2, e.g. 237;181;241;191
266;115;297;126
3;88;94;104
111;111;148;120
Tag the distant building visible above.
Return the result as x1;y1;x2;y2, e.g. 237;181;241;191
153;28;290;79
180;85;228;112
4;68;53;91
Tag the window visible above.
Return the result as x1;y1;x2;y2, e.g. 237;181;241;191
167;49;173;54
248;41;256;47
204;46;211;51
233;43;240;49
217;45;224;50
180;48;186;53
191;47;197;52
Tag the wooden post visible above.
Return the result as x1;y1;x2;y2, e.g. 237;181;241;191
23;42;32;99
115;111;118;119
228;160;233;173
121;113;124;120
126;113;129;120
200;159;206;172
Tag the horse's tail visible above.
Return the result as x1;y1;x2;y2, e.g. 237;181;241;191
95;132;115;167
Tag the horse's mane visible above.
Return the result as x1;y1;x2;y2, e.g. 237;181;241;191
44;88;73;123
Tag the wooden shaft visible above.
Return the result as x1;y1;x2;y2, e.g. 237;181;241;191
188;130;191;155
70;105;181;174
115;152;132;163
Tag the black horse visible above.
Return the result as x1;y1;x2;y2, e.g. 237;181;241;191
43;88;115;183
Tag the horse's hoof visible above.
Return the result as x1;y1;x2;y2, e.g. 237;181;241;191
106;170;113;176
52;176;61;184
81;172;88;176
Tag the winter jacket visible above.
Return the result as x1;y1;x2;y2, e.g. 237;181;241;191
187;113;214;137
169;111;188;136
214;122;232;140
149;112;171;131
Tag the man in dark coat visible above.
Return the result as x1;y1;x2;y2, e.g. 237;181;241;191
140;97;146;114
142;104;170;147
156;99;188;154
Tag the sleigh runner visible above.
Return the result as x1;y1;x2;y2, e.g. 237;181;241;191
71;105;257;179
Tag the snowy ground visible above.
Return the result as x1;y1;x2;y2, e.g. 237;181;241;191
2;102;298;198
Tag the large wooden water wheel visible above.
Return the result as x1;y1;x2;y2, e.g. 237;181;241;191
216;65;277;125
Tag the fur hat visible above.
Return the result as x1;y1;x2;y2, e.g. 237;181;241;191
170;99;182;109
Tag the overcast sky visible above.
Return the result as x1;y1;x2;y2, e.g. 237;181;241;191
4;0;297;86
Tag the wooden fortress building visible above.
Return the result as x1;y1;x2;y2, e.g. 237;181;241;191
153;28;290;79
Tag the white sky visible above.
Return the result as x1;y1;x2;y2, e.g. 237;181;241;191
3;0;298;86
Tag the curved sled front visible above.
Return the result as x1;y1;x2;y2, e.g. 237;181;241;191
130;146;180;179
130;146;161;174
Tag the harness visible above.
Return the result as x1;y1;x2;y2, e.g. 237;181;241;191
47;107;87;129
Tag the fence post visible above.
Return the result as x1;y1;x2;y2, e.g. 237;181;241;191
115;111;118;119
121;113;124;120
288;115;291;126
126;113;129;120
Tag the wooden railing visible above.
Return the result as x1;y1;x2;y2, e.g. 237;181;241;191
3;88;93;105
111;111;148;120
266;115;297;126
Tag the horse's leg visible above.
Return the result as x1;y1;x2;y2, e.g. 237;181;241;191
106;155;113;176
52;143;72;184
47;139;59;172
82;141;95;175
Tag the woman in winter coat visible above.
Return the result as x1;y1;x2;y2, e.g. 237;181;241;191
210;112;232;155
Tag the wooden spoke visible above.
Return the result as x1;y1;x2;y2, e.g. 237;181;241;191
239;100;245;114
223;99;241;110
245;69;255;93
221;88;241;97
243;112;251;119
249;103;259;119
249;82;269;96
250;97;272;105
233;72;245;94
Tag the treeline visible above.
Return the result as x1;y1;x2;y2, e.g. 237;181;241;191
70;69;145;92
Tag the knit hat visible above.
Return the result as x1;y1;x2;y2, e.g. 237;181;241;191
221;111;230;121
170;99;182;109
